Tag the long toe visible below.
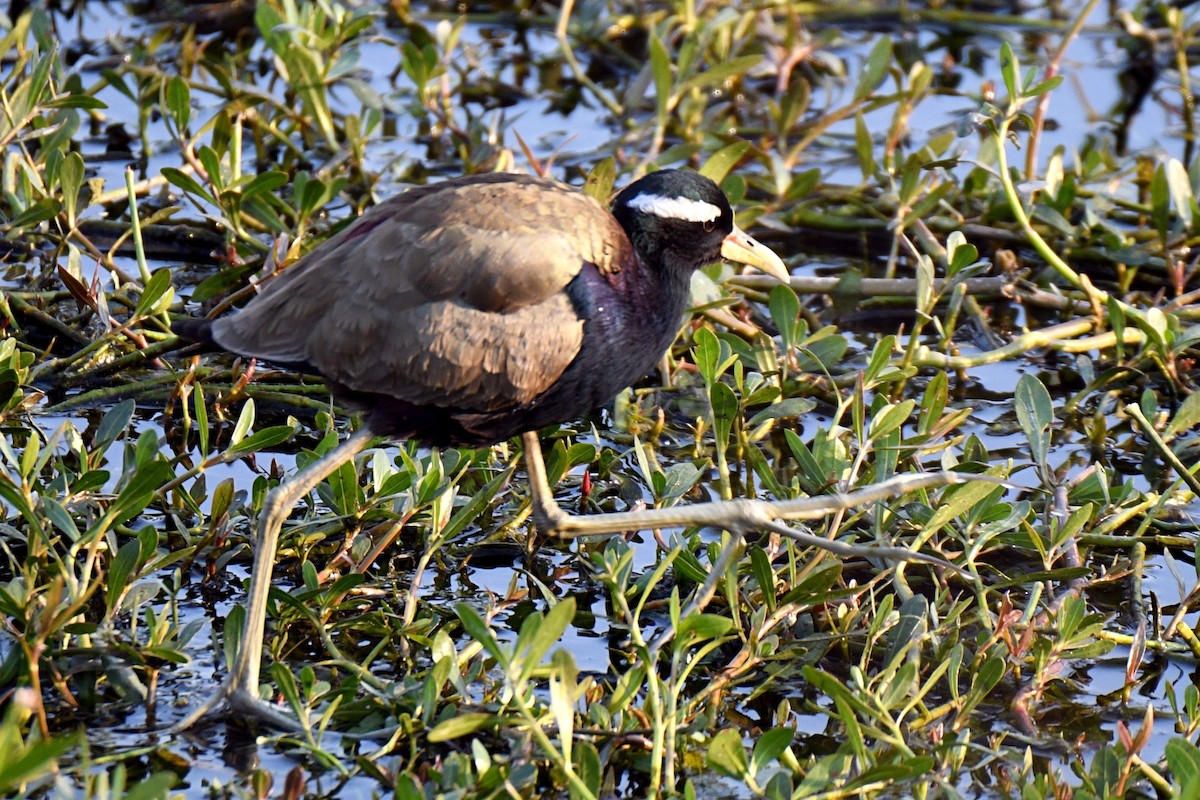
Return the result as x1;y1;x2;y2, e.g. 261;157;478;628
226;688;306;733
167;682;235;732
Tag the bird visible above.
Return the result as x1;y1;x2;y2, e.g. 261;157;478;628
171;168;791;728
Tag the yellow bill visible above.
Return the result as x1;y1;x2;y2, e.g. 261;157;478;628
720;226;790;282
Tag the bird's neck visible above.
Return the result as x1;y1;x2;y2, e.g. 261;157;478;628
620;248;693;310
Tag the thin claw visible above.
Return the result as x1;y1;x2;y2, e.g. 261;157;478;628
227;689;307;733
758;518;972;579
518;469;1004;540
167;679;233;733
166;680;306;734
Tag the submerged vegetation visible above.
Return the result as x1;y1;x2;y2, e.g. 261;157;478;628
3;0;1200;796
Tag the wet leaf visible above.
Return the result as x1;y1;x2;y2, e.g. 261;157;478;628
999;41;1019;102
572;740;601;800
428;713;499;742
1014;373;1052;472
678;613;733;642
855;36;891;100
751;727;794;776
133;267;175;319
165;75;190;133
701;141;751;185
707;729;748;779
106;539;141;613
583;157;615;201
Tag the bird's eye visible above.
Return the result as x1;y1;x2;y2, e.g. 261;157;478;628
703;219;716;232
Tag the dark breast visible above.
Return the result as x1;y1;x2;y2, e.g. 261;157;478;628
434;257;692;445
196;174;691;447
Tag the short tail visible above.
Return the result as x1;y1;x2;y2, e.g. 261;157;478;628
172;317;219;347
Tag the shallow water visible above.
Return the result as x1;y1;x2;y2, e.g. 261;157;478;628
5;1;1200;797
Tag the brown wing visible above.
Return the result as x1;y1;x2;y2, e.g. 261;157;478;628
210;174;631;412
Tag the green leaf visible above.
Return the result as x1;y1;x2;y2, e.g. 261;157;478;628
768;283;801;351
747;397;816;426
868;400;915;442
1107;296;1127;362
40;497;79;540
784;429;827;493
394;774;423;800
0;731;79;794
238;170;288;202
59;151;84;225
572;740;602;800
44;94;107;110
999;41;1019;102
846;756;934;791
1014;373;1052;471
106;538;142;612
1151;163;1171;240
5;197;60;231
658;461;702;501
706;728;749;779
549;650;577;762
327;459;358;517
456;604;506;665
165;75;191;132
517;597;576;684
116;772;177;800
855;35;892;100
748;546;775;612
223;424;300;462
676;55;761;96
963;654;1005;710
924;478;997;532
268;662;302;715
1166;737;1200;795
1165;392;1200;441
700;141;751;185
746;444;786;499
94;399;135;456
197;146;225;193
194;382;209;458
854;113;875;180
884;595;927;669
693;327;721;386
133;267;175;319
1024;75;1063;99
649;30;671;121
162;167;217;206
677;613;733;642
427;712;499;742
946;231;980;274
230;399;255;447
856;339;891;389
1167;157;1194;230
751;727;795;776
710;381;738;450
583;158;615;202
780;563;842;606
103;460;173;529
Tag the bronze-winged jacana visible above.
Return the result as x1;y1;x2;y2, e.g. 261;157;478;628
172;169;793;727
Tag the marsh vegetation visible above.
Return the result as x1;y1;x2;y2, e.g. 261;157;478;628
3;1;1200;797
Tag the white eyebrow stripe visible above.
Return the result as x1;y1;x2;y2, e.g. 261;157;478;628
625;193;722;223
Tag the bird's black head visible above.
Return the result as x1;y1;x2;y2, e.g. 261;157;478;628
611;170;735;272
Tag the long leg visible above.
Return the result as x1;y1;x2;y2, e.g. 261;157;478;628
172;427;375;731
523;430;569;532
